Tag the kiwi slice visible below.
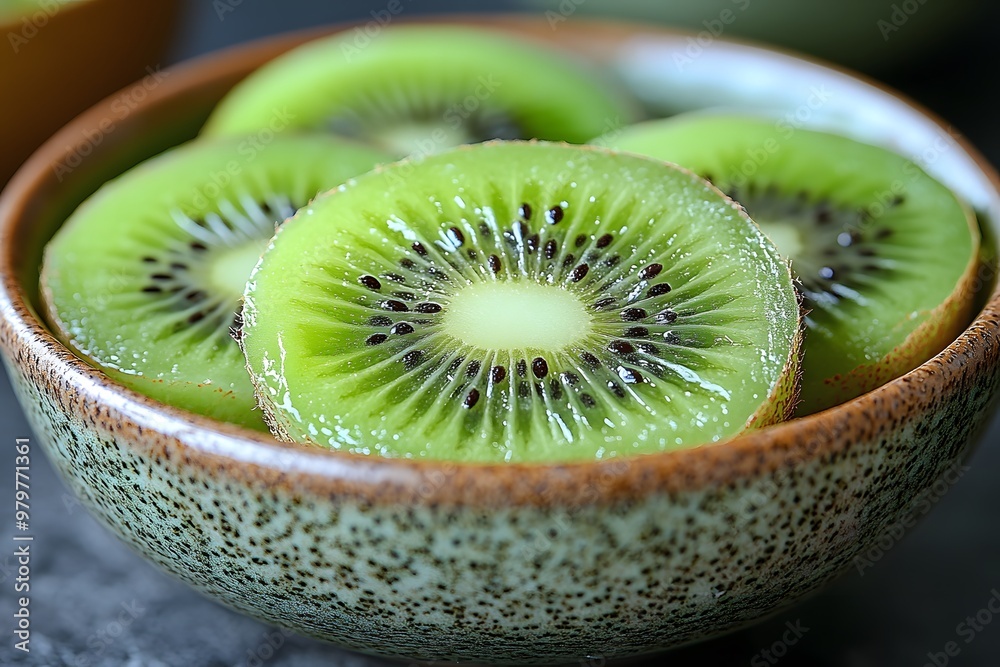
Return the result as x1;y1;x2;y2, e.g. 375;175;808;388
202;25;635;158
241;141;801;463
605;114;980;414
40;135;389;430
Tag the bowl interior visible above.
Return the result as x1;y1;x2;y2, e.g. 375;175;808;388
5;16;999;424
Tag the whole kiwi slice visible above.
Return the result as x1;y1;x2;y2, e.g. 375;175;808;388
202;25;636;158
604;114;980;414
241;141;801;463
40;135;389;430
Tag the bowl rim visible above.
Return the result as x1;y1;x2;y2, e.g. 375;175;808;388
1;14;998;507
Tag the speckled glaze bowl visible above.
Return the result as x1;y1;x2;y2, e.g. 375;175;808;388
1;17;998;666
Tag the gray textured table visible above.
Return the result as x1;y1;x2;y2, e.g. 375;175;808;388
2;1;999;665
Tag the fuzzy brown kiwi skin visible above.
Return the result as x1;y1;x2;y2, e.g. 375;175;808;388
746;288;806;429
241;324;298;445
242;142;805;450
239;213;317;444
236;273;304;443
799;203;982;416
256;387;298;444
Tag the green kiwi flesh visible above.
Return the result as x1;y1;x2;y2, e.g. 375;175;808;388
202;25;635;158
241;141;801;463
606;114;979;414
0;0;67;20
40;135;389;430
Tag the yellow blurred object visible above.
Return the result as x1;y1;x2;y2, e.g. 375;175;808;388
0;0;180;185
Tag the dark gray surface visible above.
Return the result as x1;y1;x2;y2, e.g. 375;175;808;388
2;1;999;665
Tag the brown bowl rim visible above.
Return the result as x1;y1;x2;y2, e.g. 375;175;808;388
1;15;998;508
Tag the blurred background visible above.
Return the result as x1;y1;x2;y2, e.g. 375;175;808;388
1;0;999;665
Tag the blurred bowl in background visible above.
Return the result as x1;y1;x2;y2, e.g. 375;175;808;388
0;0;181;185
517;0;983;72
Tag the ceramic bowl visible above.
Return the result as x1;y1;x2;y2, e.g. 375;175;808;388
0;17;998;666
0;0;181;184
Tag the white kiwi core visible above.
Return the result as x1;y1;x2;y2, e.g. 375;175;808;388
443;281;592;351
210;241;269;299
757;220;804;259
378;122;471;157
